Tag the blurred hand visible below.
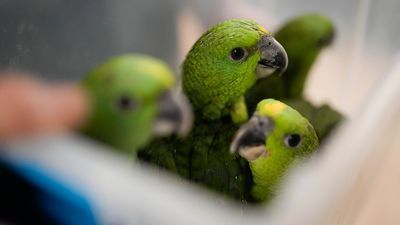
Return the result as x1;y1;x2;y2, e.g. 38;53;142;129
0;72;88;141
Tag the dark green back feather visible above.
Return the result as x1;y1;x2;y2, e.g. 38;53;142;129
138;114;254;202
245;14;343;143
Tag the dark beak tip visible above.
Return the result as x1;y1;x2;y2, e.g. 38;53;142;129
275;52;285;67
257;49;288;72
272;36;289;72
277;48;288;72
154;91;193;137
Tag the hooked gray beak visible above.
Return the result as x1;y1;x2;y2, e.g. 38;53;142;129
256;35;288;78
153;90;193;137
230;113;274;161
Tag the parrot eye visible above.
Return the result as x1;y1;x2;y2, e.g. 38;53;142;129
284;134;302;148
230;47;248;62
116;96;136;111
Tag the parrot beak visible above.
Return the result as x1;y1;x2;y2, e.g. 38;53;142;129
153;90;193;137
256;35;288;78
230;113;274;161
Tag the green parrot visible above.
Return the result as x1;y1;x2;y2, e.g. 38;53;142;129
245;14;343;142
183;19;287;124
80;54;192;154
139;19;288;201
230;99;319;202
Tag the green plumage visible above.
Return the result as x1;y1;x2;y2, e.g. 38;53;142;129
183;19;267;122
181;19;289;124
246;99;319;201
139;117;252;201
140;19;265;201
139;99;319;203
246;14;343;142
139;19;289;202
80;54;180;154
283;99;342;141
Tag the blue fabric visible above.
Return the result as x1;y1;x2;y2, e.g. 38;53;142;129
1;159;98;225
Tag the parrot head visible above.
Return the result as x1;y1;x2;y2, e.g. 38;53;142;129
275;13;335;98
183;19;288;120
230;99;318;201
81;54;192;153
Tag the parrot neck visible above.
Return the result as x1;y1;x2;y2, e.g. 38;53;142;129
182;67;257;121
249;157;292;202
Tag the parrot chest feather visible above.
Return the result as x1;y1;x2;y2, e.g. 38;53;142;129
138;114;254;202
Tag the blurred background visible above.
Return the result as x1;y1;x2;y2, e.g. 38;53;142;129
0;0;399;116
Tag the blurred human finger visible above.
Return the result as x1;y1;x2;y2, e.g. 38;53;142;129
0;72;89;141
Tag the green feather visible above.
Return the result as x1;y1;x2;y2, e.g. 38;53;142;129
246;14;343;143
247;99;319;202
183;19;269;122
80;54;177;154
139;19;280;201
139;116;252;201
